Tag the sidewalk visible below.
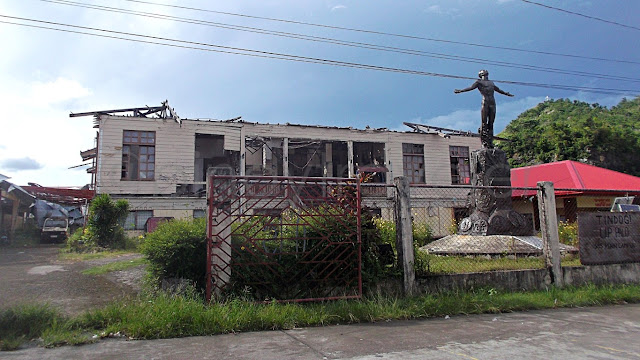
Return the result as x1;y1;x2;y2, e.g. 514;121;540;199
5;304;639;359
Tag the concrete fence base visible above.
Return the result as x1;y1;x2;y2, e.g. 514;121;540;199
370;263;640;296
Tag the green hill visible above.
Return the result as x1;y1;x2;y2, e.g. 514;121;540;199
496;97;640;176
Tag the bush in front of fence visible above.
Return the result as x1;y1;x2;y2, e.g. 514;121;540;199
558;221;578;247
227;204;388;300
372;218;434;250
141;218;207;291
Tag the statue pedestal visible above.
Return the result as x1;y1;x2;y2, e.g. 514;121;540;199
458;148;532;236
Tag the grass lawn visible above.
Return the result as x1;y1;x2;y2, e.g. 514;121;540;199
81;258;147;275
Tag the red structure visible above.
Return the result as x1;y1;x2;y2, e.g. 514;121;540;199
206;175;362;302
22;186;95;206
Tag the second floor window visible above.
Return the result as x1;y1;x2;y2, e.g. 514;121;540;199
122;130;155;180
450;146;470;184
402;143;425;184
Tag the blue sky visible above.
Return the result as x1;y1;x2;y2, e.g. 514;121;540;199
0;0;638;186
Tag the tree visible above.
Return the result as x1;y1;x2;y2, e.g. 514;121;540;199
88;194;129;249
497;97;640;176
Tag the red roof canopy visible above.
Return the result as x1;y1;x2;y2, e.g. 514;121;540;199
511;160;640;197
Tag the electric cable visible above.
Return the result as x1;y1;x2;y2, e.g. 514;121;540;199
116;0;640;65
520;0;640;31
1;14;638;96
37;0;640;83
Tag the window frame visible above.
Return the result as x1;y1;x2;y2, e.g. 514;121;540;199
402;143;426;184
123;210;154;230
121;130;156;181
450;146;471;185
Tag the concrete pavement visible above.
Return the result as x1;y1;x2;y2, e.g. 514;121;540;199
4;304;639;359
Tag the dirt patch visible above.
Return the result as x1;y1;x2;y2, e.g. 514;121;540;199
0;245;144;316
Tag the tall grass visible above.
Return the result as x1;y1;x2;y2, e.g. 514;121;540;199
0;304;66;350
2;284;638;350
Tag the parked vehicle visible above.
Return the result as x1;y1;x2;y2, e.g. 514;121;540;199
41;218;69;243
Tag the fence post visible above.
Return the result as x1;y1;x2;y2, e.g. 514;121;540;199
394;176;416;295
536;181;563;287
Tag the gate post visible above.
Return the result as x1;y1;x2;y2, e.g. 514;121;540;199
394;177;416;295
206;171;233;301
537;181;563;287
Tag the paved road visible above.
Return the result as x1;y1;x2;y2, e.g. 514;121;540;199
5;304;639;359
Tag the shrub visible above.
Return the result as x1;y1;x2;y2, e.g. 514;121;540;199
88;194;129;249
141;218;207;290
412;222;433;248
558;221;578;247
372;218;433;249
66;227;96;253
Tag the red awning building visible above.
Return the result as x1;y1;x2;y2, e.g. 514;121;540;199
510;160;640;224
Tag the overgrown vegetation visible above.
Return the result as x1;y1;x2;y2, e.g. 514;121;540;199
2;284;638;350
0;304;66;351
558;221;579;247
497;97;640;176
66;194;129;252
140;218;207;290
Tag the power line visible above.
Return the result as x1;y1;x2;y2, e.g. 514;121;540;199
37;0;640;83
520;0;640;31
117;0;640;66
1;14;638;96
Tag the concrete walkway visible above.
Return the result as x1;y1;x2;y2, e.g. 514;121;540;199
5;304;639;359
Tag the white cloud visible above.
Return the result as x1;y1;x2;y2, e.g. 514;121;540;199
31;78;92;105
0;157;43;171
0;77;95;186
331;5;347;12
424;5;460;17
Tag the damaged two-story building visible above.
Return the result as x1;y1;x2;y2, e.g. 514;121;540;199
74;101;480;237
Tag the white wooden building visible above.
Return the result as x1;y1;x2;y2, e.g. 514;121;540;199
75;102;480;236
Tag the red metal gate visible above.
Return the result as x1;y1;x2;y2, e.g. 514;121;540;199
206;176;362;302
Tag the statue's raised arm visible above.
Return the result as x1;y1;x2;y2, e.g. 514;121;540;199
454;81;479;94
494;85;514;97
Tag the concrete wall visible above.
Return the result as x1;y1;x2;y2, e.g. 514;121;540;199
407;263;640;294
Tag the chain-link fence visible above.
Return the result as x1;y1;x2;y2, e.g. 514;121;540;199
407;184;552;275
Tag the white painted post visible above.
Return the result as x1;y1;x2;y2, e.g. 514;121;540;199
347;141;354;178
394;176;416;295
537;181;563;287
283;138;289;177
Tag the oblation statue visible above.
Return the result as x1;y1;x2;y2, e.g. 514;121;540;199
454;69;514;148
453;70;531;236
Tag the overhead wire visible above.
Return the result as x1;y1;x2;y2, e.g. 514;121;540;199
520;0;640;32
36;0;640;83
1;14;638;96
117;0;640;66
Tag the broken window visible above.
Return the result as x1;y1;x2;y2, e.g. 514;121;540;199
123;210;153;230
288;140;324;177
195;134;239;181
354;142;386;183
403;143;425;184
245;137;283;176
450;146;470;185
122;130;155;180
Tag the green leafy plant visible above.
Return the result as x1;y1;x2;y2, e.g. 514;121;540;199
140;218;206;290
88;194;129;249
558;221;578;247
